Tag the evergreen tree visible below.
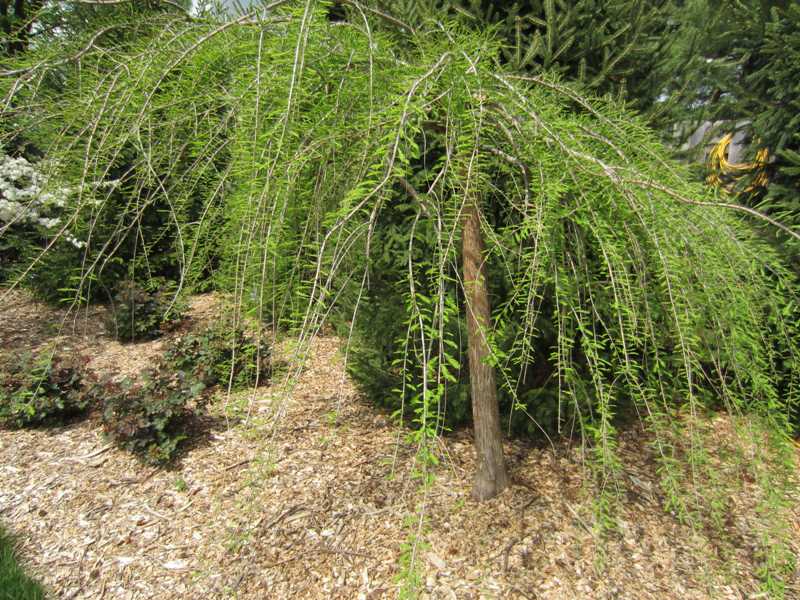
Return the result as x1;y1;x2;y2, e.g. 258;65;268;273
358;0;677;112
745;3;800;257
0;0;43;55
653;1;799;261
0;1;190;57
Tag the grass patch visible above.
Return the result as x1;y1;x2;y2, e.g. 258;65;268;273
0;525;45;600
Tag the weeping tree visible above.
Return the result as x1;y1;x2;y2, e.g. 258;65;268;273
1;0;798;585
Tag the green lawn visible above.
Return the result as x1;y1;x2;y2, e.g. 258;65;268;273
0;525;44;600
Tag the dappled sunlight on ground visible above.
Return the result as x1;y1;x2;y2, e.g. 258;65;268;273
0;291;798;598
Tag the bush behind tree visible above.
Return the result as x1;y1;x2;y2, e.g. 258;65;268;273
100;323;272;464
0;349;94;428
354;0;676;114
105;280;186;342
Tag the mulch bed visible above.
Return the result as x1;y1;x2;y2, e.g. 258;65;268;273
1;289;798;598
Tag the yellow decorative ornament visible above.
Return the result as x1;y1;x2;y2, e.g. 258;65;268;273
706;133;770;194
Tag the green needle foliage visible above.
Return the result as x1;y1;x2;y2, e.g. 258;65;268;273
737;3;800;260
654;2;800;263
0;0;798;591
359;0;676;114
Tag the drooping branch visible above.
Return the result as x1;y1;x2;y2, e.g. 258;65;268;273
0;25;123;77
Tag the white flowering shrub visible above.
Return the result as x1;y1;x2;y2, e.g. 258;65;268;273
0;144;130;301
0;146;85;251
0;141;184;303
1;136;188;304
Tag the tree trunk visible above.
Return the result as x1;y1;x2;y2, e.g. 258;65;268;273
462;199;508;501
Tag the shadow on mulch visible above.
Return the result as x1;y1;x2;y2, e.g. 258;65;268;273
173;410;231;462
99;406;236;471
0;401;234;472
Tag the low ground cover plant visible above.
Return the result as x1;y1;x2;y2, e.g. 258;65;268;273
105;280;185;342
0;525;44;600
0;349;93;428
101;324;271;464
0;317;270;465
99;370;197;465
163;324;271;390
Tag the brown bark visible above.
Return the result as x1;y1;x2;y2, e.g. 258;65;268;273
462;199;508;501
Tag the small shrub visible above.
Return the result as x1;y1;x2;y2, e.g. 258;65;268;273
0;350;93;427
99;369;199;465
162;324;271;390
105;279;185;342
100;324;271;464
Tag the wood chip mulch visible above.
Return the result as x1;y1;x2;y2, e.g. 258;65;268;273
1;289;799;599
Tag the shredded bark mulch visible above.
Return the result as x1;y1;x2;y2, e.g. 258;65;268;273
1;289;798;598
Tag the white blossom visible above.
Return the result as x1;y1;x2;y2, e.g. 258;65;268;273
0;145;85;248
